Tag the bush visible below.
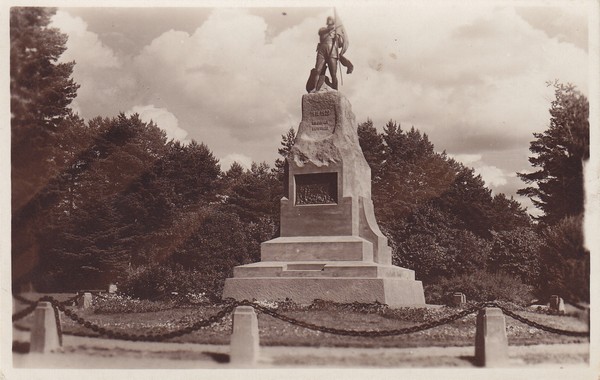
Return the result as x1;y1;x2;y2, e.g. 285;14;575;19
93;293;177;314
489;227;542;284
424;270;535;306
119;264;211;300
536;215;589;303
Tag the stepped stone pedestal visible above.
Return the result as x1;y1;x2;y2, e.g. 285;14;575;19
222;91;425;307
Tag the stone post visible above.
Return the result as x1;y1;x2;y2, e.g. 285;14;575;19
475;307;509;367
230;306;259;365
108;284;117;294
78;292;93;310
549;295;565;314
30;302;61;353
452;292;466;306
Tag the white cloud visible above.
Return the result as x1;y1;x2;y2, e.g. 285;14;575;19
51;11;120;68
126;105;189;142
51;5;589;211
474;165;508;188
118;8;324;165
51;11;135;119
337;5;588;153
220;153;253;171
449;153;482;165
449;153;508;188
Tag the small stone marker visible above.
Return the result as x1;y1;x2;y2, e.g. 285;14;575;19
30;302;61;353
475;307;509;367
108;284;117;294
452;292;466;306
230;306;259;365
549;295;565;314
78;292;93;310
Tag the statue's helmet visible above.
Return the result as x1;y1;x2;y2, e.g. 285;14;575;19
326;16;334;26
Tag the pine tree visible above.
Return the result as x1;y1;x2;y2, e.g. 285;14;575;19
518;82;589;225
11;7;80;289
357;119;386;183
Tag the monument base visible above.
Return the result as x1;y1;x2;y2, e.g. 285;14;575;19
222;261;426;307
222;91;427;308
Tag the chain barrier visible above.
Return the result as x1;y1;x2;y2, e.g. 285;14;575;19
13;293;82;307
12;302;39;322
50;299;64;346
12;293;37;305
491;303;589;338
12;296;589;341
48;296;238;342
63;293;84;305
12;293;84;322
247;300;484;337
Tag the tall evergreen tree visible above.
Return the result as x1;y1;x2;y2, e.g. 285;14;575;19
435;160;494;238
357;119;386;183
274;127;296;197
274;127;296;175
11;7;80;288
518;82;589;225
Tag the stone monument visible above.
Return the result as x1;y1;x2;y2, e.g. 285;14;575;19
222;90;426;306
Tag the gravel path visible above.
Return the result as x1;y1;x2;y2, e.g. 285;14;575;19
13;328;589;369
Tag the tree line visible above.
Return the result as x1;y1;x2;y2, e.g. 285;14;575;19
11;7;589;304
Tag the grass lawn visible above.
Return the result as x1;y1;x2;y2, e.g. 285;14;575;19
13;293;589;349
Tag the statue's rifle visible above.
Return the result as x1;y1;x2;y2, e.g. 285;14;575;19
334;8;345;86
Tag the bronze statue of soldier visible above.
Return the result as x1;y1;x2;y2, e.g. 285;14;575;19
306;16;354;93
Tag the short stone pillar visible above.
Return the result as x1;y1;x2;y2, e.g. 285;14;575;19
475;307;509;367
108;284;117;294
451;292;466;306
30;302;61;353
230;306;259;365
549;295;565;314
78;292;93;310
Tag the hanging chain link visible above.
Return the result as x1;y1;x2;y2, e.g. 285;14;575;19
12;302;39;322
51;297;238;342
492;303;589;337
12;293;37;305
12;295;589;340
50;299;64;346
247;300;483;337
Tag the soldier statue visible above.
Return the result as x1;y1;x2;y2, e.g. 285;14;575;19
306;16;354;93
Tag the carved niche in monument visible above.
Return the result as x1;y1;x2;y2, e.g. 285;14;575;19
222;91;426;307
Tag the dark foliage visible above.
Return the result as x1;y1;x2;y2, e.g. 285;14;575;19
12;11;577;304
536;215;589;303
518;82;589;226
424;270;535;306
11;7;80;288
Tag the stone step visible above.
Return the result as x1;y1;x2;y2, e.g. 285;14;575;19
222;277;426;307
261;236;373;261
232;261;415;280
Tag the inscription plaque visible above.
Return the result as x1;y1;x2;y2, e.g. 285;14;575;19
295;172;338;205
305;105;336;138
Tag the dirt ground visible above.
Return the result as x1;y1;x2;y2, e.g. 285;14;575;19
12;328;589;369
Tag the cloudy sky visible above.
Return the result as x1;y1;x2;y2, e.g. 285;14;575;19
45;1;592;213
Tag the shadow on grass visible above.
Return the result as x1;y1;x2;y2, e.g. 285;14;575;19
203;351;230;363
13;341;30;354
458;355;479;366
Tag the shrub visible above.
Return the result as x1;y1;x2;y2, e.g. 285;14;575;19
536;215;589;303
93;293;177;314
119;264;209;300
489;227;542;284
424;269;535;306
